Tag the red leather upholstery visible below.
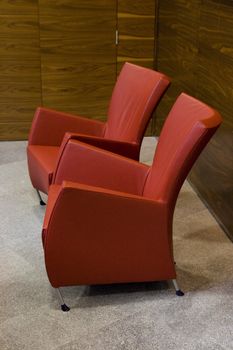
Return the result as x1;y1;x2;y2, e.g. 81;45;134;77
27;146;59;194
53;139;150;195
27;63;170;194
42;93;222;288
104;63;169;142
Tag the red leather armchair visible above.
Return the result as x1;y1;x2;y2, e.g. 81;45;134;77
42;93;222;311
27;63;170;201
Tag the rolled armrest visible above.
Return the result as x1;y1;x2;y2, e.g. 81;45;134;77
53;139;150;195
28;107;106;146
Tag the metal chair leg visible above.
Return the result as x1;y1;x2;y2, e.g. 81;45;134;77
56;288;70;312
172;279;184;296
36;189;46;206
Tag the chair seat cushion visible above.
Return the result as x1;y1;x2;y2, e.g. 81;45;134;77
27;145;60;194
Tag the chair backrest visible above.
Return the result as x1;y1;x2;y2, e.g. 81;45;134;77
143;93;222;207
104;62;170;143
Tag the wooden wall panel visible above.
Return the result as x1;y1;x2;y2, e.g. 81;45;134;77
0;1;158;139
0;2;42;140
38;0;115;16
157;0;233;239
0;0;37;15
117;0;156;73
156;0;200;130
39;0;117;121
117;0;157;135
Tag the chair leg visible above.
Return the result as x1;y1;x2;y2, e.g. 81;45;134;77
172;279;184;296
56;288;70;312
36;189;46;206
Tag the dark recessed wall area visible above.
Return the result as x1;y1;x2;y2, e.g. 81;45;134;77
155;0;233;240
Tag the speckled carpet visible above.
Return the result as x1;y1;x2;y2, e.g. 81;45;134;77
0;138;233;350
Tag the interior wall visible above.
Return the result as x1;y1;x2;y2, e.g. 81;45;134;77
117;0;157;134
0;1;42;140
0;0;156;141
117;0;156;73
156;0;233;239
39;0;117;120
0;1;117;141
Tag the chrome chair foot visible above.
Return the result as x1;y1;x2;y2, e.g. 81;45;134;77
36;189;46;206
61;303;70;312
56;288;70;312
172;279;184;297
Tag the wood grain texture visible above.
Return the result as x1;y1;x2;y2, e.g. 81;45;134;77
40;1;117;120
117;0;157;135
0;0;37;15
0;122;32;140
0;101;41;123
38;0;114;15
0;0;158;139
156;0;233;239
117;0;156;73
0;7;42;140
118;0;155;16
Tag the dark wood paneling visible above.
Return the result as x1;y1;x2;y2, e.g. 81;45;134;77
0;4;42;140
0;0;158;139
190;126;233;238
118;0;155;15
0;101;41;123
156;0;200;130
0;0;37;15
117;0;157;135
157;0;233;239
39;1;117;120
117;0;156;73
38;0;114;16
0;122;32;140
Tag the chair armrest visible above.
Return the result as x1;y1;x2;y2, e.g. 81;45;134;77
58;132;140;160
53;139;150;195
28;107;106;146
43;182;174;287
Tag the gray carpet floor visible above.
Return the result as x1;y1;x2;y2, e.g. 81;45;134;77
0;138;233;350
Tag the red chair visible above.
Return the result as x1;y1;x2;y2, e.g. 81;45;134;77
27;63;170;202
42;93;222;311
